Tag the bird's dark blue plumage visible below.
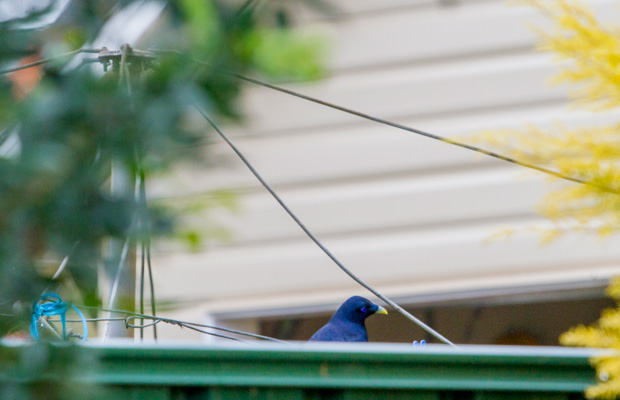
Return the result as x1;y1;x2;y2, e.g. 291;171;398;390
309;296;387;342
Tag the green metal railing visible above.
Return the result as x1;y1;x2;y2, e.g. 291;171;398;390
0;341;598;399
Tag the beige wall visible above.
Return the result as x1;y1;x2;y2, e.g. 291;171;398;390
149;0;620;340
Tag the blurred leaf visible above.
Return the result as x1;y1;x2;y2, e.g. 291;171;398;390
243;28;326;80
179;0;220;56
0;0;325;350
178;229;203;252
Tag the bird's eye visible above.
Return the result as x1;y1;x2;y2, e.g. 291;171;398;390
360;307;367;313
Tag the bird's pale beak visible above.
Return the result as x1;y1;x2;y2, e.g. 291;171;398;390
374;306;388;315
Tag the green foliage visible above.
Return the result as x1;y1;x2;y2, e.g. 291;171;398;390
243;28;326;80
152;188;240;250
0;342;105;400
0;0;324;341
179;0;220;55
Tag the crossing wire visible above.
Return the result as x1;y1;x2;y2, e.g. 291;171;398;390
196;106;458;347
2;46;615;194
9;46;613;346
74;305;291;344
229;72;618;195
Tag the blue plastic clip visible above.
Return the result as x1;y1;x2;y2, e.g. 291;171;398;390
413;340;427;347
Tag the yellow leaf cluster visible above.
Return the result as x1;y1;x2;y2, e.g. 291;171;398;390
470;122;620;235
467;1;620;235
469;1;620;398
526;0;620;108
560;278;620;399
560;279;620;398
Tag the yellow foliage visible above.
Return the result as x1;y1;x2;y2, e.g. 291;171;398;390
561;278;620;399
560;278;620;398
468;0;620;236
587;380;620;400
607;278;620;300
470;1;620;398
526;0;620;109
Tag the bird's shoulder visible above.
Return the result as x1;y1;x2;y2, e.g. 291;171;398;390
309;320;368;342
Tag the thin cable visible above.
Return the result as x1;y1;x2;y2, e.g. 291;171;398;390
102;52;139;341
171;320;290;344
52;241;79;280
137;168;146;340
138;165;158;340
77;305;288;343
195;107;457;347
124;316;246;342
39;317;63;340
50;318;127;323
230;73;620;195
146;241;158;338
140;238;146;339
106;237;131;313
158;51;619;193
125;317;247;343
179;324;248;343
114;48;620;196
102;236;131;341
0;48;101;76
126;315;160;328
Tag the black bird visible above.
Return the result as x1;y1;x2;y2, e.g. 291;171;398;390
309;296;387;342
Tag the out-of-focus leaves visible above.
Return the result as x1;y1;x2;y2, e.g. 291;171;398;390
0;342;111;400
179;0;220;56
0;4;324;397
178;229;203;252
0;0;326;342
243;28;326;80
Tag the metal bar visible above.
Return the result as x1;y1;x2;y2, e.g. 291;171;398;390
0;343;597;393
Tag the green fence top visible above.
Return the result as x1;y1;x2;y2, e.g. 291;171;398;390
0;340;599;395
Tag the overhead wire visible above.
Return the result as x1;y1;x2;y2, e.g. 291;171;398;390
12;46;605;346
229;72;618;194
145;242;157;335
176;324;248;343
137;155;158;340
52;241;80;280
195;106;458;347
52;315;245;342
54;317;127;322
74;305;290;344
6;47;614;194
139;231;146;339
0;48;101;76
152;51;620;193
101;233;132;341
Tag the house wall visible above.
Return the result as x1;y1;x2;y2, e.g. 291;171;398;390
149;0;620;342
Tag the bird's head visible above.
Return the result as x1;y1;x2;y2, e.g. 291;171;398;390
334;296;388;324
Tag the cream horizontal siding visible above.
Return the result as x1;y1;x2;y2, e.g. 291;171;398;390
237;53;564;135
302;0;616;71
151;105;620;195
153;226;620;303
151;0;620;328
181;168;544;245
320;2;543;71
